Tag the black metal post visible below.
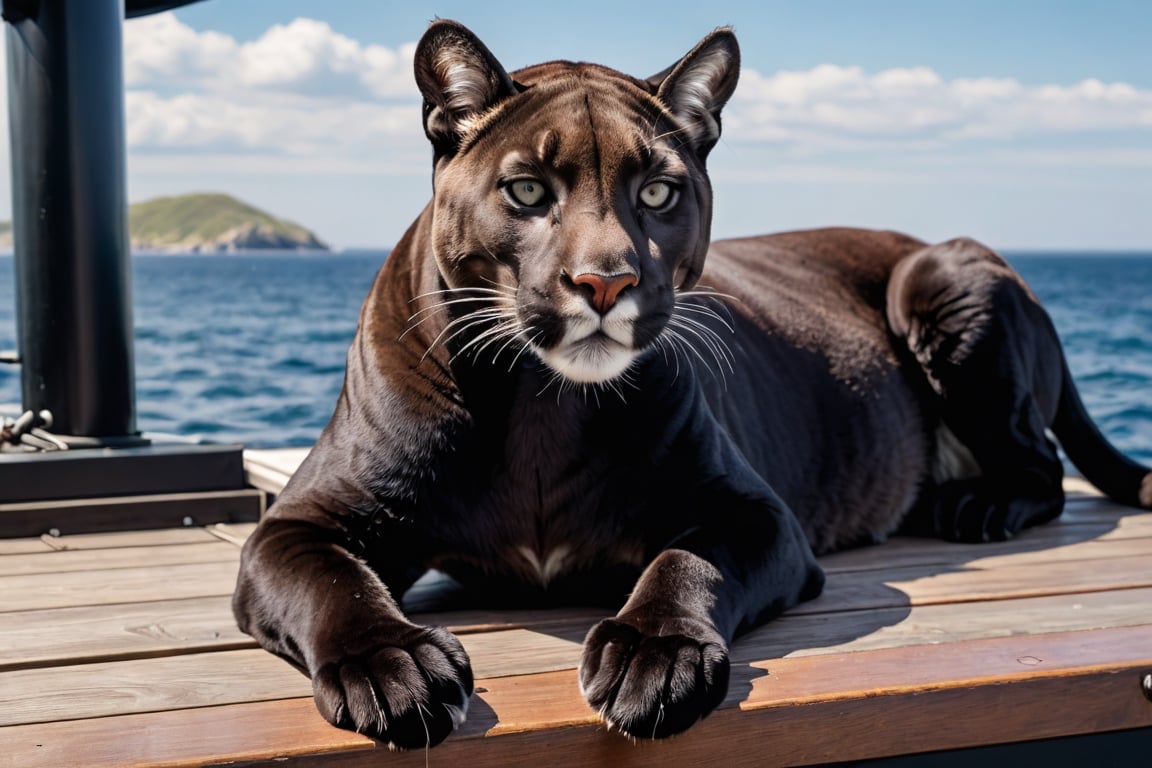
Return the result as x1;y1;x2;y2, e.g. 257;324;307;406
0;0;250;531
5;0;142;442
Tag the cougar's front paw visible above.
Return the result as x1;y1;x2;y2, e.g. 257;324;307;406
312;624;473;750
579;616;729;739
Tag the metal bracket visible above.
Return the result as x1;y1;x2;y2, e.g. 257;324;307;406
1;0;38;24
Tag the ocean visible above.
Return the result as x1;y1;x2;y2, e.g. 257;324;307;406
1;250;1150;466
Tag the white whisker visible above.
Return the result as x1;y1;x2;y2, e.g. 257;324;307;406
670;313;733;361
674;288;740;303
668;315;735;371
477;275;520;294
493;328;530;361
407;294;514;323
673;302;736;333
439;309;510;342
400;299;514;342
399;283;518;348
653;335;682;383
652;286;740;386
420;307;510;361
401;277;534;369
445;315;515;351
408;285;510;304
453;320;523;363
509;332;543;372
664;328;715;373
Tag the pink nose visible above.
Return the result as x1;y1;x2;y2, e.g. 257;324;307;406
571;272;639;314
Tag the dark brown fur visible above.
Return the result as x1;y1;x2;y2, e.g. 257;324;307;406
234;20;1152;749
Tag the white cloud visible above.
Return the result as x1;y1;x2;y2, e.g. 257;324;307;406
126;90;418;156
232;18;414;98
125;13;416;99
237;18;361;87
121;13;422;159
728;64;1152;149
124;11;238;88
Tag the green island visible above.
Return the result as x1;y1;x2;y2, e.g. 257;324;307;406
0;193;329;252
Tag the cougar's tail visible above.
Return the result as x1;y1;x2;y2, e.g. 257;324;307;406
1051;360;1152;509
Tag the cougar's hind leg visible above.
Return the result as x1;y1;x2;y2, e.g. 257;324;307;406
887;237;1066;542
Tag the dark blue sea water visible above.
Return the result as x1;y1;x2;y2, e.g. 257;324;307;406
1;251;1150;466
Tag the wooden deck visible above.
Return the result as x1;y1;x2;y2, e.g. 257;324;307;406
1;461;1151;766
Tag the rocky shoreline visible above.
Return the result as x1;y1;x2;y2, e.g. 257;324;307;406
131;222;329;253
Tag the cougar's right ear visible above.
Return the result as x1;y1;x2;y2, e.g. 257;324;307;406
414;20;518;157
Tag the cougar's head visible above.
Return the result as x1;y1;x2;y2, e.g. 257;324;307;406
413;20;739;384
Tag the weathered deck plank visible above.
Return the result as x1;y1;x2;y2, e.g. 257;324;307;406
0;560;239;612
794;552;1152;614
0;540;244;577
735;586;1152;660
34;526;221;550
0;596;253;671
0;537;55;555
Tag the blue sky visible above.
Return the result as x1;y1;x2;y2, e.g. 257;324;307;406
3;0;1151;249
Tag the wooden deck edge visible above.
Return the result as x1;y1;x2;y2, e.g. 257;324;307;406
2;671;1147;768
0;489;264;538
243;448;310;497
4;625;1150;767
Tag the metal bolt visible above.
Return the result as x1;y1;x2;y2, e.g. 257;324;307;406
182;516;194;527
1143;674;1152;703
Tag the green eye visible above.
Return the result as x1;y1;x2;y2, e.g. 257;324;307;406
639;181;675;210
508;179;547;207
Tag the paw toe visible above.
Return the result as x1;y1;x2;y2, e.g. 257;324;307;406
311;627;472;749
613;637;728;738
580;619;729;739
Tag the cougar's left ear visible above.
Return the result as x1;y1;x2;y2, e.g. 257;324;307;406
649;28;740;159
414;20;518;157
